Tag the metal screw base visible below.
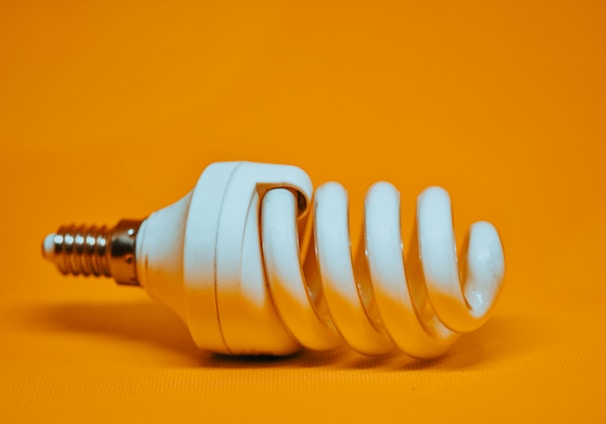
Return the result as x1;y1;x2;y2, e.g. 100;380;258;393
42;219;143;286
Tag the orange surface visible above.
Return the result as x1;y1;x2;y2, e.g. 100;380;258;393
1;0;605;422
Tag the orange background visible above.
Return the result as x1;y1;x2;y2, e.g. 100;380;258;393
1;0;605;422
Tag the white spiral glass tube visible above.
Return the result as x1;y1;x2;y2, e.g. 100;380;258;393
262;182;504;358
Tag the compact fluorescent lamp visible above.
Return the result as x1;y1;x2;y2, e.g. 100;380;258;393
42;161;505;359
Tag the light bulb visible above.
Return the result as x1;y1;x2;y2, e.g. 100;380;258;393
42;161;505;358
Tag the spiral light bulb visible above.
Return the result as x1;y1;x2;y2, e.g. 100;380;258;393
42;161;505;359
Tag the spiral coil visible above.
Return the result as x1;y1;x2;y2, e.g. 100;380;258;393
260;182;505;358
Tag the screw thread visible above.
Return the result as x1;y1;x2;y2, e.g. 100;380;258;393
43;219;143;285
48;225;112;277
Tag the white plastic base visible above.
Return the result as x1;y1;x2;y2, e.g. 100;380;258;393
136;162;313;355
